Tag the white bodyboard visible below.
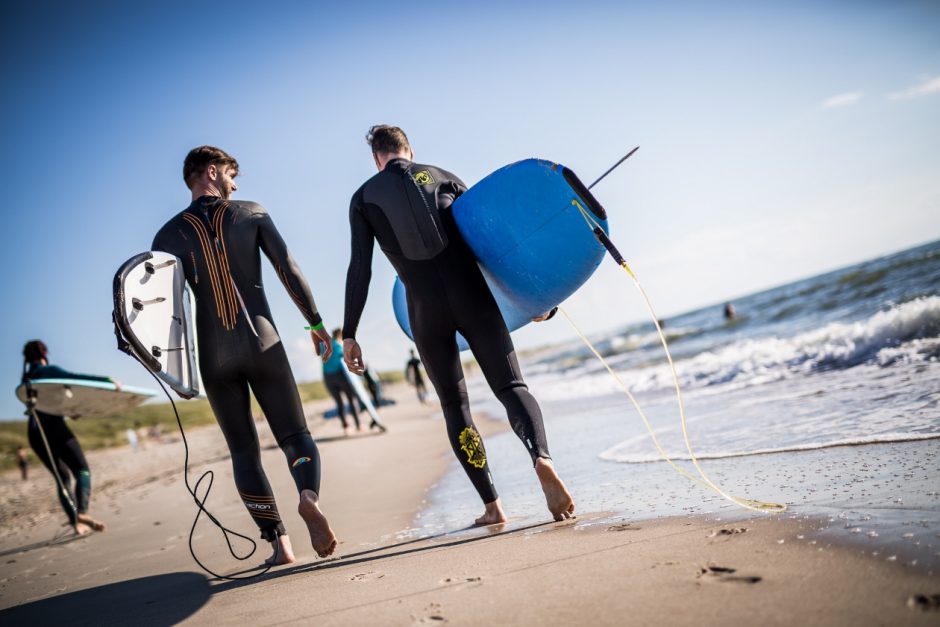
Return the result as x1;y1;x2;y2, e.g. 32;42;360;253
16;378;155;418
113;251;199;398
342;362;381;425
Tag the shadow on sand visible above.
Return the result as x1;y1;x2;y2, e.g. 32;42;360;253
213;518;563;590
0;571;211;626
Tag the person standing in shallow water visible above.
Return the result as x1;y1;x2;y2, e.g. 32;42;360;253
341;125;575;526
21;340;108;535
151;146;337;564
724;302;737;321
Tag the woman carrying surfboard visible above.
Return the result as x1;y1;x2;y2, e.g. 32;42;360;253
21;340;108;535
321;328;384;434
342;126;575;526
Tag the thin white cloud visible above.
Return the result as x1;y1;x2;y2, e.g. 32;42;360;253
888;76;940;101
820;92;863;110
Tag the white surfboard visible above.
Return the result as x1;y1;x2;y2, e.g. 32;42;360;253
113;251;200;398
16;378;155;418
342;362;384;428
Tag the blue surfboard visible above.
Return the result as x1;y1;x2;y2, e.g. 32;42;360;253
393;159;608;350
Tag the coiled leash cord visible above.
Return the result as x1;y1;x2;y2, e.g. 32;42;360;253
134;355;280;580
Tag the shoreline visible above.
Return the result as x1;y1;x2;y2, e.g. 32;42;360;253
1;384;937;624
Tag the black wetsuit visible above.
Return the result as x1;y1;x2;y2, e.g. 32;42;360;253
153;195;323;541
343;159;550;504
405;357;425;387
23;363;101;525
323;372;364;429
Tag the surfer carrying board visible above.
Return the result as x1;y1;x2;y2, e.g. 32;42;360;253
151;146;337;563
322;328;384;434
342;126;575;525
21;340;108;535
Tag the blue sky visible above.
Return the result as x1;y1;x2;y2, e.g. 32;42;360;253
1;1;938;418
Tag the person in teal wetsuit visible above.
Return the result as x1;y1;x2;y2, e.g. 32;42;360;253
21;340;110;535
322;329;384;435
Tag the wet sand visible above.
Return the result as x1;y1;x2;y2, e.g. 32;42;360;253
0;383;937;625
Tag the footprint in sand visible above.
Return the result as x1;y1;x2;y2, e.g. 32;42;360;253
607;523;640;532
708;527;748;539
350;571;385;582
412;602;447;625
697;565;762;585
908;594;940;612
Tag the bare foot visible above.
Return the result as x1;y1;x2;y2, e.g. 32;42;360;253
77;513;106;532
264;535;296;566
342;426;351;437
474;498;507;526
73;522;93;536
535;458;575;521
298;490;337;558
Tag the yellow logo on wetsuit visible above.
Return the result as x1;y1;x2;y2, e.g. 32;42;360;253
413;170;435;186
459;427;486;469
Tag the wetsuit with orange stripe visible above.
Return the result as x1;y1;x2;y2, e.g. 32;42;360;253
152;195;323;541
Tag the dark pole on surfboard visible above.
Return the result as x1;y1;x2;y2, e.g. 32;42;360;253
588;146;639;190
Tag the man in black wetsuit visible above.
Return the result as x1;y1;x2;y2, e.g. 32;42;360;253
21;340;108;535
152;146;336;563
342;126;575;525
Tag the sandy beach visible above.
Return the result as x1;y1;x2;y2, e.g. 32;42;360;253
0;382;934;625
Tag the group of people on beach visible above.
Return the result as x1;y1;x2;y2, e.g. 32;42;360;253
21;126;575;565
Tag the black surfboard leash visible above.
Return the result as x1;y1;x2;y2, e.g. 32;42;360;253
125;347;279;581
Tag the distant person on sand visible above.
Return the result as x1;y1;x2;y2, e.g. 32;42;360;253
322;328;384;434
20;340;108;535
125;425;139;452
724;302;737;321
341;125;575;526
16;446;28;481
151;145;336;563
404;349;429;404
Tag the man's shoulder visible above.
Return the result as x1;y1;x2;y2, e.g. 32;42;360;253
152;210;187;245
350;178;373;209
226;199;266;216
225;200;268;219
412;162;462;186
411;161;446;174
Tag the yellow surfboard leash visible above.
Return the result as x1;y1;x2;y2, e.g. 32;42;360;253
567;199;785;513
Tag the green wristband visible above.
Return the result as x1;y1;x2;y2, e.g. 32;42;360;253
304;322;325;331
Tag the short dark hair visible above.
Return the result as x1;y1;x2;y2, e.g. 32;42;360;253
23;340;47;363
183;146;239;189
366;125;410;155
331;328;342;340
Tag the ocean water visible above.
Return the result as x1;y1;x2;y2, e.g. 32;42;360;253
412;240;940;571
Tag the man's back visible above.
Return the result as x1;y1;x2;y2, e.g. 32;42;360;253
153;195;320;351
344;158;491;337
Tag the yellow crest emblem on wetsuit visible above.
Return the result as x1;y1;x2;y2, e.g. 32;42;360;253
459;427;486;469
413;169;435;186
